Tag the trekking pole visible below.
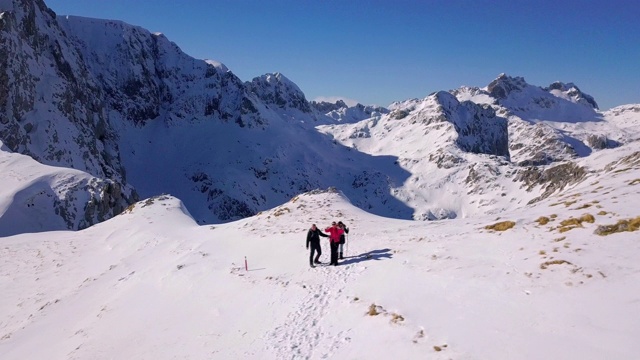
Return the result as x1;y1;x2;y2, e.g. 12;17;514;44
346;233;349;257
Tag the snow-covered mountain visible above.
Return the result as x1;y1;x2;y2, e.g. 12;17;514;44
319;73;638;220
452;74;625;164
0;140;132;236
0;0;411;227
2;0;640;359
311;99;389;123
1;147;639;359
0;0;139;231
1;0;639;229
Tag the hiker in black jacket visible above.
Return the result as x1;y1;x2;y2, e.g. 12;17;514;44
306;224;328;268
338;221;349;259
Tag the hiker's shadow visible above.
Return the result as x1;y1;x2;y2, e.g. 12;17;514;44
341;248;393;265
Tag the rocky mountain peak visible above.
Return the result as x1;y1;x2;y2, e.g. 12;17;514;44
310;99;349;113
246;72;312;113
379;90;510;158
546;81;598;109
0;0;53;17
432;91;509;157
486;73;529;99
432;90;460;112
311;100;389;123
204;59;229;73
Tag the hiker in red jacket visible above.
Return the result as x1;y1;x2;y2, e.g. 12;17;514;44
325;221;344;266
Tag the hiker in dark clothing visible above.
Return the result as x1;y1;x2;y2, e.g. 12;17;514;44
306;224;328;268
338;221;349;259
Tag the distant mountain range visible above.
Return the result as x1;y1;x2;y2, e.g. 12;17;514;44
1;0;639;235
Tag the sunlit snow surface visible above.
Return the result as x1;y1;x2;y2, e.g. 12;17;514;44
2;2;640;359
2;140;640;359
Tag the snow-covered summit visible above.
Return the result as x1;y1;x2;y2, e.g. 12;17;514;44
204;59;229;72
2;0;640;228
438;74;625;167
545;81;599;109
452;74;600;122
311;100;389;123
484;73;600;122
246;72;312;114
318;73;640;220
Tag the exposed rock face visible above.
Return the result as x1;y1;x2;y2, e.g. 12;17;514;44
311;100;389;123
62;16;267;129
432;91;509;158
311;99;349;114
586;135;606;150
0;0;136;228
546;81;598;109
515;162;587;203
247;72;312;114
387;91;509;158
604;151;640;172
509;121;578;166
459;74;615;167
487;73;529;100
0;1;119;177
75;178;138;229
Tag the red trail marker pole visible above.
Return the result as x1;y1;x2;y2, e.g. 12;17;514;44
244;256;248;271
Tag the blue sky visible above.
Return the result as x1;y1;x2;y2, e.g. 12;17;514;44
45;0;639;109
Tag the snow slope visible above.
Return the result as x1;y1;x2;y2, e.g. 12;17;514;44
0;141;134;236
319;74;640;221
311;100;389;124
2;140;640;359
0;0;414;224
3;0;639;228
2;4;640;357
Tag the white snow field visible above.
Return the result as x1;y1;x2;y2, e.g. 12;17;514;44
1;1;640;358
1;141;640;359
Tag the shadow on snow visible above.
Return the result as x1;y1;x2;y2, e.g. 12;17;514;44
339;248;393;265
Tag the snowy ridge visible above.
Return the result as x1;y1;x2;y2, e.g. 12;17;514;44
319;74;640;219
2;1;640;359
1;0;640;228
58;14;262;127
604;104;640;134
0;0;410;224
2;154;640;358
319;90;514;220
0;1;139;230
247;72;311;114
0;141;134;236
311;99;389;124
545;81;599;109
